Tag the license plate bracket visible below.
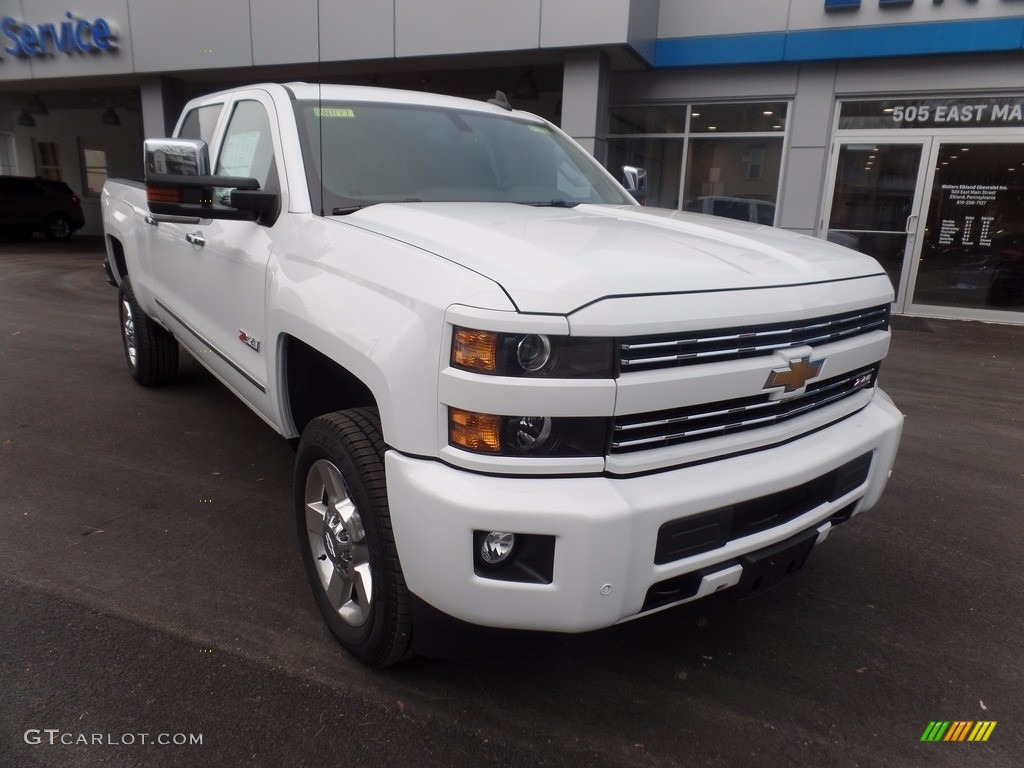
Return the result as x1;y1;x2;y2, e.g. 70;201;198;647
722;527;819;601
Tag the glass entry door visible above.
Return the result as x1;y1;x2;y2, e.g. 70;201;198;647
825;141;931;310
911;141;1024;315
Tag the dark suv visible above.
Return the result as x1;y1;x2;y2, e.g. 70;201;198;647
0;175;86;241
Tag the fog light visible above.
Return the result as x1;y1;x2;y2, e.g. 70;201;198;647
480;531;516;566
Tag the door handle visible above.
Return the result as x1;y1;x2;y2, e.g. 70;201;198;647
185;232;206;247
904;214;918;235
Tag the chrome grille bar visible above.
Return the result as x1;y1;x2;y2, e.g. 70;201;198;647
620;305;890;372
611;365;878;453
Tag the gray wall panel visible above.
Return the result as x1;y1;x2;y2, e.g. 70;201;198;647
627;0;660;65
562;50;610;161
130;0;252;73
540;0;629;47
789;62;836;148
659;0;790;38
319;0;395;62
834;52;1024;96
395;0;540;57
777;145;827;233
611;66;799;103
251;0;318;67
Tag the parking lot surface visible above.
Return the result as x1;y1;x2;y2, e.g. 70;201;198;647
1;240;1022;767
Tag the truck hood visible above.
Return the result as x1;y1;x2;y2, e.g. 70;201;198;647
340;203;888;314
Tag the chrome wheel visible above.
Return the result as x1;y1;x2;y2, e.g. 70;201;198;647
304;458;373;627
116;278;178;386
121;297;138;369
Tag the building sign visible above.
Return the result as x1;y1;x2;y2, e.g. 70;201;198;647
839;98;1024;130
1;13;116;59
825;0;914;9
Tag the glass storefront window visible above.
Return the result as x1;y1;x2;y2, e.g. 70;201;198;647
607;101;788;221
684;138;782;223
914;143;1024;312
606;137;683;209
608;105;687;135
689;102;787;133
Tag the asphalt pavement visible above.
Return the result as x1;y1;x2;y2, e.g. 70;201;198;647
1;238;1022;768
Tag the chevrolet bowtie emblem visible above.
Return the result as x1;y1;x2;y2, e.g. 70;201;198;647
764;356;824;394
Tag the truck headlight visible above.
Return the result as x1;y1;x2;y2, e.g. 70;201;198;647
452;328;615;378
449;408;608;457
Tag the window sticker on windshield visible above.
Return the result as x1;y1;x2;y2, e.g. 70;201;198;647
220;131;261;176
314;108;355;118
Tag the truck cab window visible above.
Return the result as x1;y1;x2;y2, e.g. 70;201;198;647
178;104;223;146
215;100;277;192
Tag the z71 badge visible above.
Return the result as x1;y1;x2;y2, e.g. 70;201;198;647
238;330;260;352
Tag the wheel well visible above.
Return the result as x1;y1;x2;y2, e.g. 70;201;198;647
108;236;128;281
284;336;377;436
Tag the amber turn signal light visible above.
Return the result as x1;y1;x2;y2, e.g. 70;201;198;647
452;328;498;373
449;408;501;453
146;185;183;203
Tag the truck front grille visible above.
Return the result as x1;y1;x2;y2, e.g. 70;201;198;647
619;305;890;373
611;364;879;454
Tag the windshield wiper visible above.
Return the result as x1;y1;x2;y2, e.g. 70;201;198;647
331;199;423;216
521;199;580;208
331;204;376;215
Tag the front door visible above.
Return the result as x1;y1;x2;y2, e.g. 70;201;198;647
147;92;282;421
824;140;932;311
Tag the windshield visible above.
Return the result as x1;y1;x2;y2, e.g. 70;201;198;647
293;99;633;213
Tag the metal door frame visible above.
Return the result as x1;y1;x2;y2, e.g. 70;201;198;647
821;135;934;313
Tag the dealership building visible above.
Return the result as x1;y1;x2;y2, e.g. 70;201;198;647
2;0;1022;322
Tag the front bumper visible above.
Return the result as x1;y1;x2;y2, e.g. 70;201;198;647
387;389;902;633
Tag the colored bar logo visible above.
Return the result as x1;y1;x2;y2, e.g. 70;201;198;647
920;721;997;742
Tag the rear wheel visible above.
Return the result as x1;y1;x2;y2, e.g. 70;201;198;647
295;408;412;667
43;213;72;241
118;278;178;386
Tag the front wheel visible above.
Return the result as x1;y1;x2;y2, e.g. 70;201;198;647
118;278;178;386
295;408;412;667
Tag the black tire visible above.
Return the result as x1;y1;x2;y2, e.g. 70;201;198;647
118;278;178;386
295;408;413;667
43;213;73;241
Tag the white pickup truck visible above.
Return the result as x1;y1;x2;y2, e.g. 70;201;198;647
102;82;903;666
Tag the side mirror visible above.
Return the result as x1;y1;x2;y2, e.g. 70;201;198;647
621;165;648;203
145;138;210;177
143;138;279;225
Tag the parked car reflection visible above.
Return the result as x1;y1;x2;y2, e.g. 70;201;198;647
916;227;1024;309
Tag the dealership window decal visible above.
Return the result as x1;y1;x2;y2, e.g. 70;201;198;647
839;97;1024;131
